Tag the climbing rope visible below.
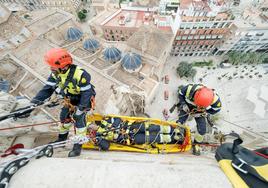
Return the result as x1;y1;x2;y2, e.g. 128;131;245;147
0;121;60;131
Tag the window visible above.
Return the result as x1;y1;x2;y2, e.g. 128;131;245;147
191;30;196;34
212;23;218;28
225;23;231;28
218;23;224;28
176;36;181;40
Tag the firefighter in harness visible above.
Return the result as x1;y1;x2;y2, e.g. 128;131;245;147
176;84;221;155
26;48;96;157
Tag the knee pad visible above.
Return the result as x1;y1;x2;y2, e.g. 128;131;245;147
73;112;87;128
97;138;110;151
194;133;204;143
59;122;72;134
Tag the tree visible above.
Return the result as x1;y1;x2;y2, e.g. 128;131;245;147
176;62;197;79
226;52;243;65
226;52;267;65
247;52;266;64
77;11;86;22
82;9;87;13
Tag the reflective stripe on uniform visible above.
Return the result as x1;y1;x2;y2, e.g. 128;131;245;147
185;84;203;106
212;94;220;104
160;126;171;134
207;94;221;110
101;120;108;126
59;122;72;134
53;66;85;95
80;84;91;91
160;134;171;143
208;106;221;111
77;127;87;136
46;81;56;86
145;122;149;143
185;85;196;105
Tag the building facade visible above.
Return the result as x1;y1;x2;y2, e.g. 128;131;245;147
170;0;234;57
0;0;82;12
215;6;268;55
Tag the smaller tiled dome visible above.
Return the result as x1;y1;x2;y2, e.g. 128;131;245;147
103;47;121;63
122;52;142;72
66;27;83;41
83;39;100;52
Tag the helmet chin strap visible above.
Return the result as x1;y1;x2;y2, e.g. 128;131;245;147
51;65;70;74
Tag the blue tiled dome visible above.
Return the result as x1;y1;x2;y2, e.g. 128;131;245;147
83;39;100;51
122;52;142;71
66;27;83;41
103;47;121;62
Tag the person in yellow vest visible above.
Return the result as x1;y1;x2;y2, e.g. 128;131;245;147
93;117;185;151
29;48;96;157
177;84;221;155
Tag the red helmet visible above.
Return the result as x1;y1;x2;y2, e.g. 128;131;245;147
194;87;214;108
44;48;72;69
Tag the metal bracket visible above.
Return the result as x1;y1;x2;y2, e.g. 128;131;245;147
232;158;248;174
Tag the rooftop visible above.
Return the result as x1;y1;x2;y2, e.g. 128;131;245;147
0;4;11;24
27;11;72;36
233;7;268;28
126;26;174;60
101;8;171;32
180;0;230;18
0;14;25;41
101;9;154;28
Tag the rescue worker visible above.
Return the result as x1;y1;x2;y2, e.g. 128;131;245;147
177;84;221;155
128;122;185;145
29;48;96;157
93;117;185;151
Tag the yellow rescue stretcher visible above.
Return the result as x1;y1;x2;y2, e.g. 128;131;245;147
82;113;192;154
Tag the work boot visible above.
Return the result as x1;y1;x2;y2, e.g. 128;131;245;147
192;144;201;156
68;143;82;157
50;133;68;144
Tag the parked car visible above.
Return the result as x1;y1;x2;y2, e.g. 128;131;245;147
164;90;169;100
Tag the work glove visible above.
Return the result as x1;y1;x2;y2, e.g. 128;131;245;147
16;108;33;118
55;87;64;99
16;103;37;119
74;108;84;116
182;104;190;112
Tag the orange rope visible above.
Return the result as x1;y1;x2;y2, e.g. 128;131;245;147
0;121;60;131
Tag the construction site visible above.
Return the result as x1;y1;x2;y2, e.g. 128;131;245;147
0;1;268;188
